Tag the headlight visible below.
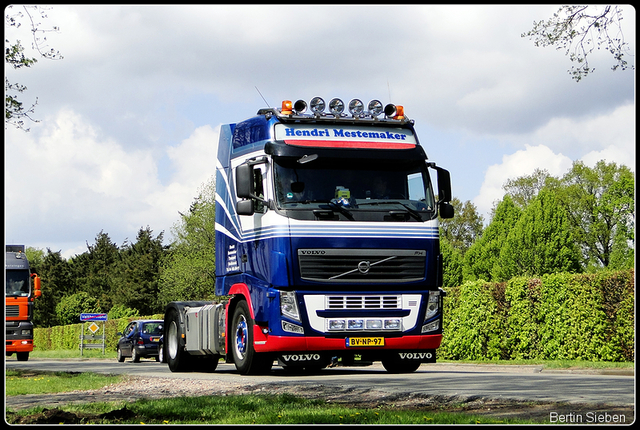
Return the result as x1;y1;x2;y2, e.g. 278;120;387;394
425;290;440;321
280;291;301;322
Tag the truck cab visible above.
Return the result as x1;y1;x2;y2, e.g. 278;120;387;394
5;245;41;361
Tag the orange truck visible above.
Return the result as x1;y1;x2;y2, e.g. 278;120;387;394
5;245;41;361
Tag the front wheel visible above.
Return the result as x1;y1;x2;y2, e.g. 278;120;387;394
381;358;421;373
117;347;125;362
231;301;272;375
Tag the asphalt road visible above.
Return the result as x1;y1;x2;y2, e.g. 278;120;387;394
5;358;635;407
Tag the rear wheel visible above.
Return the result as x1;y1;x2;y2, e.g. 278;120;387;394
16;352;29;362
231;301;272;375
166;309;191;372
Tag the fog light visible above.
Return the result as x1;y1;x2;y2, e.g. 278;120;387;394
348;319;364;330
328;319;346;331
282;320;304;334
421;320;440;333
384;319;401;330
366;319;382;330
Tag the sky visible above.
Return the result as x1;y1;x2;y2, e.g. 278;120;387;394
4;5;636;259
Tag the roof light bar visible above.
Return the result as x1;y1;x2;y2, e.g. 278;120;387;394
273;97;410;123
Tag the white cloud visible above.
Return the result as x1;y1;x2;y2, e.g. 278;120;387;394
473;145;573;220
4;109;220;258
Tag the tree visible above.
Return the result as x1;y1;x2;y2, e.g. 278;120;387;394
502;168;552;209
463;195;522;282
493;189;582;281
71;231;120;311
32;249;74;328
522;5;634;82
557;160;634;270
113;227;166;315
160;177;217;304
5;5;63;130
439;197;484;255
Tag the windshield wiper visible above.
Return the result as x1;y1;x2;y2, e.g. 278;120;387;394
359;200;423;221
300;199;354;221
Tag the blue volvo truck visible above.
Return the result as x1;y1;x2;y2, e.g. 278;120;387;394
163;97;454;374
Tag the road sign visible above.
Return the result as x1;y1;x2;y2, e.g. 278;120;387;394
80;313;108;321
88;322;100;333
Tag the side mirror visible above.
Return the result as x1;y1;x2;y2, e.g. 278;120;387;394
236;199;255;216
439;202;455;219
236;163;254;199
31;274;42;298
436;168;452;203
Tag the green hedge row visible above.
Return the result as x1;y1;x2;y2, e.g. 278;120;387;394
440;269;634;362
33;314;164;352
34;270;634;362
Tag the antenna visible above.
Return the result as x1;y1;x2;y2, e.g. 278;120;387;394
255;86;270;108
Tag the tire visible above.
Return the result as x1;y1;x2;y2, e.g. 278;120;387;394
166;309;191;372
230;300;272;375
158;343;165;363
381;358;421;374
117;347;125;362
16;352;29;362
131;347;141;363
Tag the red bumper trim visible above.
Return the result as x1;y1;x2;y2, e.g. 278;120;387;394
252;327;442;353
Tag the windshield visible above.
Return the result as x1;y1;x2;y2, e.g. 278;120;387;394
6;270;30;297
274;156;435;220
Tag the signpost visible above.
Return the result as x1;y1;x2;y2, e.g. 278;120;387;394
80;313;108;355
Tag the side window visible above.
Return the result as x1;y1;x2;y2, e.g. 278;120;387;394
253;167;265;213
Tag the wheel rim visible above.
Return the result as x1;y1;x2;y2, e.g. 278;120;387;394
168;320;179;359
234;315;248;360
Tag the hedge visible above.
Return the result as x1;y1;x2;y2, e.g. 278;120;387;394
33;269;634;362
33;314;164;353
440;269;634;362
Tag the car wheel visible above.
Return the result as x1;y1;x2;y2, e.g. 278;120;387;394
158;344;164;363
132;348;141;363
117;347;125;362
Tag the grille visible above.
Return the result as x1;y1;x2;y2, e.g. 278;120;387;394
326;295;401;309
5;306;19;317
298;249;425;283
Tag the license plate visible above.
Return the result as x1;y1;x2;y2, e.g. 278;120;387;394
346;337;385;347
150;337;160;342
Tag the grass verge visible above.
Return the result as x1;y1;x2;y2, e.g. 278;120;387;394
6;393;534;425
6;369;126;396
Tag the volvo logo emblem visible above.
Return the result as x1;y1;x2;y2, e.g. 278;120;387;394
357;261;371;274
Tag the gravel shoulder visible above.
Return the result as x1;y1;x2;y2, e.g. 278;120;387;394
6;374;635;424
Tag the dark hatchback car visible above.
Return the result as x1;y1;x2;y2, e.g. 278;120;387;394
116;320;164;362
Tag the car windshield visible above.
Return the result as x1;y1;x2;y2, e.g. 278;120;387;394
142;322;163;335
274;156;435;217
6;270;30;297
